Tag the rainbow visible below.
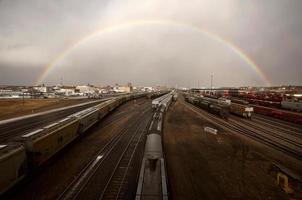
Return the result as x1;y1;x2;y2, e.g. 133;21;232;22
35;19;271;86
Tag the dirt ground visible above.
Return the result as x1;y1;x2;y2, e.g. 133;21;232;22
163;99;301;200
4;98;150;200
0;98;93;120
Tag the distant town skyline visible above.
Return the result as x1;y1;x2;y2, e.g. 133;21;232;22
1;0;302;87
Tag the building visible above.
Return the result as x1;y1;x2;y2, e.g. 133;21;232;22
33;85;48;93
113;86;131;93
57;86;76;96
76;85;97;95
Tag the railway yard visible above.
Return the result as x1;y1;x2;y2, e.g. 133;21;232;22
164;96;302;199
2;97;153;200
1;91;302;200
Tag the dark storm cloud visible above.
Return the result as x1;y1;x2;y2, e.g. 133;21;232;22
0;62;42;85
0;0;301;87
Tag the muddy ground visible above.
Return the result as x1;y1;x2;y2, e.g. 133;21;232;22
163;98;302;200
0;98;94;120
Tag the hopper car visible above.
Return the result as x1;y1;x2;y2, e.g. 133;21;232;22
73;108;99;134
185;95;229;119
0;93;146;195
15;117;80;167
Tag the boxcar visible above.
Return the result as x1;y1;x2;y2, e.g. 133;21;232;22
209;104;229;119
230;103;253;119
16;117;79;167
0;143;27;195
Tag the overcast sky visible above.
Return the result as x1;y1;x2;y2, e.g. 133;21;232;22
0;0;301;87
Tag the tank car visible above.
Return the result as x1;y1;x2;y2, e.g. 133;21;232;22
196;98;229;119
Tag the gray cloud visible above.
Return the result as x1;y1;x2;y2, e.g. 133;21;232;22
0;0;301;87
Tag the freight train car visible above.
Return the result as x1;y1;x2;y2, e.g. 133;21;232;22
135;134;168;200
281;101;302;112
15;117;80;167
108;99;120;111
0;93;148;195
253;105;302;125
152;93;172;109
160;94;173;112
0;143;27;195
172;93;178;101
95;102;111;119
207;103;229;119
230;103;253;119
73;108;99;134
247;99;281;108
185;96;229;119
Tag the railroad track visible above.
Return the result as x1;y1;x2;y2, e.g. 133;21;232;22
231;116;302;149
99;111;151;200
229;118;302;157
251;117;302;138
0;101;105;142
99;99;147;129
253;114;302;133
183;101;302;160
57;104;152;200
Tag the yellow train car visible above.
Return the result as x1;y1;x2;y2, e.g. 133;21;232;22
0;143;27;195
230;102;253;119
74;108;99;134
96;103;111;119
16;117;79;167
108;99;120;111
